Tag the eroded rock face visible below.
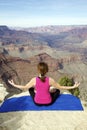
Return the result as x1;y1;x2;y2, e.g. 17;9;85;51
0;53;61;88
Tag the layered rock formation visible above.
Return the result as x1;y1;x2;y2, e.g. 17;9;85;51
0;25;87;101
1;25;87;55
0;52;85;99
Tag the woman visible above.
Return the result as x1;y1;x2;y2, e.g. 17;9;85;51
8;62;80;106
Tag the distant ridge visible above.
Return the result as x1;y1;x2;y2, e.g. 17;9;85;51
0;25;87;48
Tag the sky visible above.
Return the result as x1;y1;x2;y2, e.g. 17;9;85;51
0;0;87;27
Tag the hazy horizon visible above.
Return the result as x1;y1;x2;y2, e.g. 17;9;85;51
1;24;87;29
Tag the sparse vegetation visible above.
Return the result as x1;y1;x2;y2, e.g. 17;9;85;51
58;76;80;97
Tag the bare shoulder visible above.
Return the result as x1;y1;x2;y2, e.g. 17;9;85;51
31;77;36;81
31;77;36;86
49;77;60;89
49;77;55;86
30;77;36;84
26;77;36;87
27;77;36;84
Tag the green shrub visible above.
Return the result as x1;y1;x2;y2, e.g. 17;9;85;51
58;76;80;97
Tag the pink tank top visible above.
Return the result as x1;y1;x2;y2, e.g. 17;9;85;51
34;77;52;104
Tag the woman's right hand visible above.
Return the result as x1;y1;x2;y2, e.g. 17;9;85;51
73;82;80;88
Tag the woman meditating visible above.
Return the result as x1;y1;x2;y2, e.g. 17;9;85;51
8;62;80;106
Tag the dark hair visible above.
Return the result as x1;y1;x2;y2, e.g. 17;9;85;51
37;62;48;82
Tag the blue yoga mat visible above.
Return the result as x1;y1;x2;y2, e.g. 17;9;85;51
0;94;83;112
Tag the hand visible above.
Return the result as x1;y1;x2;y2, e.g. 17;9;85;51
50;88;57;93
8;79;15;86
73;82;80;88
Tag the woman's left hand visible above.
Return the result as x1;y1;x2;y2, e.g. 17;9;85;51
8;79;15;86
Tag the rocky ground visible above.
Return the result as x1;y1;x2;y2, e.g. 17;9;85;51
0;91;87;130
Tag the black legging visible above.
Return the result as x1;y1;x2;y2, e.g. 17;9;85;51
29;87;60;106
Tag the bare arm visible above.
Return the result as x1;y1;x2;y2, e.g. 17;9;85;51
49;78;80;90
8;78;36;90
